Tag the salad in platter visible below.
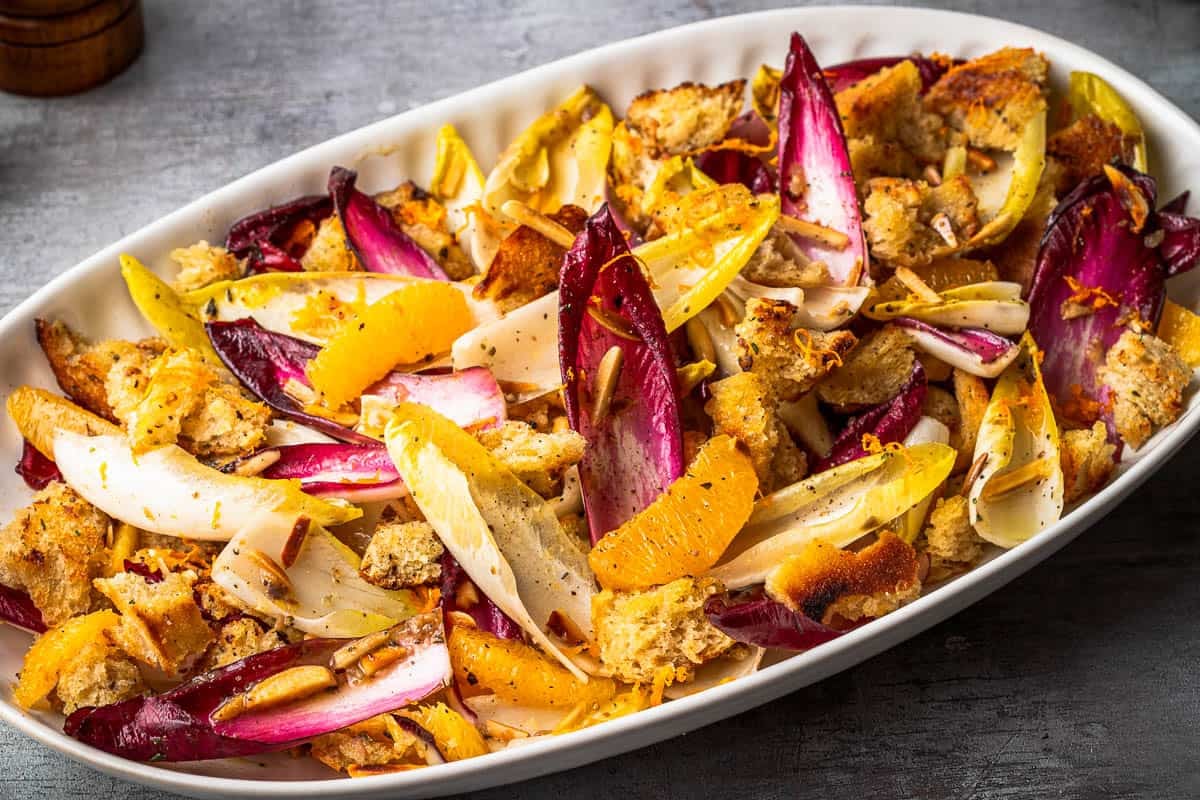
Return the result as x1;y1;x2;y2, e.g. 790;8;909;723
3;32;1199;775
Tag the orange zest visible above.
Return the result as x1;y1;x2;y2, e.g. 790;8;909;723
306;282;472;408
447;624;615;709
1064;275;1119;312
14;610;119;709
399;703;488;761
588;434;758;591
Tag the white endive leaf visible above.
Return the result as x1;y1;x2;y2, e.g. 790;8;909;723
451;291;560;399
864;281;1030;335
969;334;1064;548
429;124;487;266
52;432;360;541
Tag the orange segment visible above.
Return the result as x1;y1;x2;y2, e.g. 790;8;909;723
399;702;488;761
588;434;758;591
447;625;615;709
1158;299;1200;367
306;282;473;408
14;610;119;709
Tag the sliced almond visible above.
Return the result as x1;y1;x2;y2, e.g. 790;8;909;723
895;266;943;303
500;199;577;248
776;214;850;250
279;516;311;569
330;629;392;672
980;456;1055;501
358;644;410;678
231;449;281;477
592;345;624;424
215;665;337;721
245;547;297;606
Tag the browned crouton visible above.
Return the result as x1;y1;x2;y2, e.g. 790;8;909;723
836;59;950;179
473;205;588;313
609;121;660;227
704;372;807;491
625;80;746;157
862;176;981;267
35;319;163;422
178;382;272;460
735;298;857;401
1099;329;1191;450
301;215;360;272
1046;115;1135;195
201;618;297;671
740;228;832;287
921;495;986;564
951;369;990;472
1060;422;1117;504
311;717;407;775
592;577;735;684
924;47;1049;152
93;570;213;676
817;326;916;410
376;181;476;280
359;520;444;590
922;384;961;432
765;532;921;625
475;421;587;497
53;639;145;714
0;483;109;627
170;241;242;292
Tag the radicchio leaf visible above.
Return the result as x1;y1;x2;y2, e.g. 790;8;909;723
1028;166;1200;432
695;149;774;195
225;195;332;274
559;206;684;543
815;361;927;472
65;613;449;761
16;439;61;490
0;583;46;633
439;551;521;640
231;442;405;502
777;33;868;285
205;318;373;443
893;317;1020;378
328;167;448;280
363;367;506;431
823;54;954;94
704;589;846;651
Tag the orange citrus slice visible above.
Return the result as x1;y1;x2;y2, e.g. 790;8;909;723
588;434;758;591
14;610;119;709
1158;299;1200;367
306;282;472;408
399;703;488;761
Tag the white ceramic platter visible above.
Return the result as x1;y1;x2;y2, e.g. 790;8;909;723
2;6;1198;799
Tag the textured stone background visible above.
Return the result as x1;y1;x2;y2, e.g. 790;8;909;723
0;1;1198;798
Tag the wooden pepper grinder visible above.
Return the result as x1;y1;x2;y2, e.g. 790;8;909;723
0;0;143;96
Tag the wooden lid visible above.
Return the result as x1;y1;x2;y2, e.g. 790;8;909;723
0;0;142;96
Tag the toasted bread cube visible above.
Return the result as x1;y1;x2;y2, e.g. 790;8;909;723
376;180;476;280
359;521;444;590
921;495;986;564
817;326;917;409
740;228;832;288
1046;115;1135;196
735;299;857;401
475;421;587;498
0;483;109;627
951;369;990;472
311;718;407;775
301;215;360;272
625;80;745;157
1059;422;1117;505
862;176;981;268
202;617;297;671
765;532;921;624
836;59;949;174
53;639;145;714
705;372;807;491
609;121;660;227
1100;329;1190;450
93;570;213;676
592;577;735;684
170;241;242;292
35;319;163;422
925;47;1049;152
473;205;588;313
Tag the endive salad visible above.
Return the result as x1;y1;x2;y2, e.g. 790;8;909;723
2;34;1198;775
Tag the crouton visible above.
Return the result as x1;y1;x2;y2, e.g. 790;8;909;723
951;369;990;472
740;228;832;287
475;421;587;497
178;382;272;460
35;319;163;422
301;215;360;272
193;579;250;623
1046;115;1135;195
625;80;746;157
201;617;296;671
924;47;1049;152
359;520;444;590
846;135;922;186
609;121;660;227
0;483;109;627
53;639;145;714
817;326;917;410
764;532;921;625
921;495;986;564
1060;422;1118;505
1099;329;1190;450
93;570;213;676
170;241;242;292
473;205;588;313
704;372;807;491
836;59;949;176
376;181;476;280
591;577;735;684
862;176;981;267
118;347;218;454
922;384;961;432
735;298;857;401
311;717;407;775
